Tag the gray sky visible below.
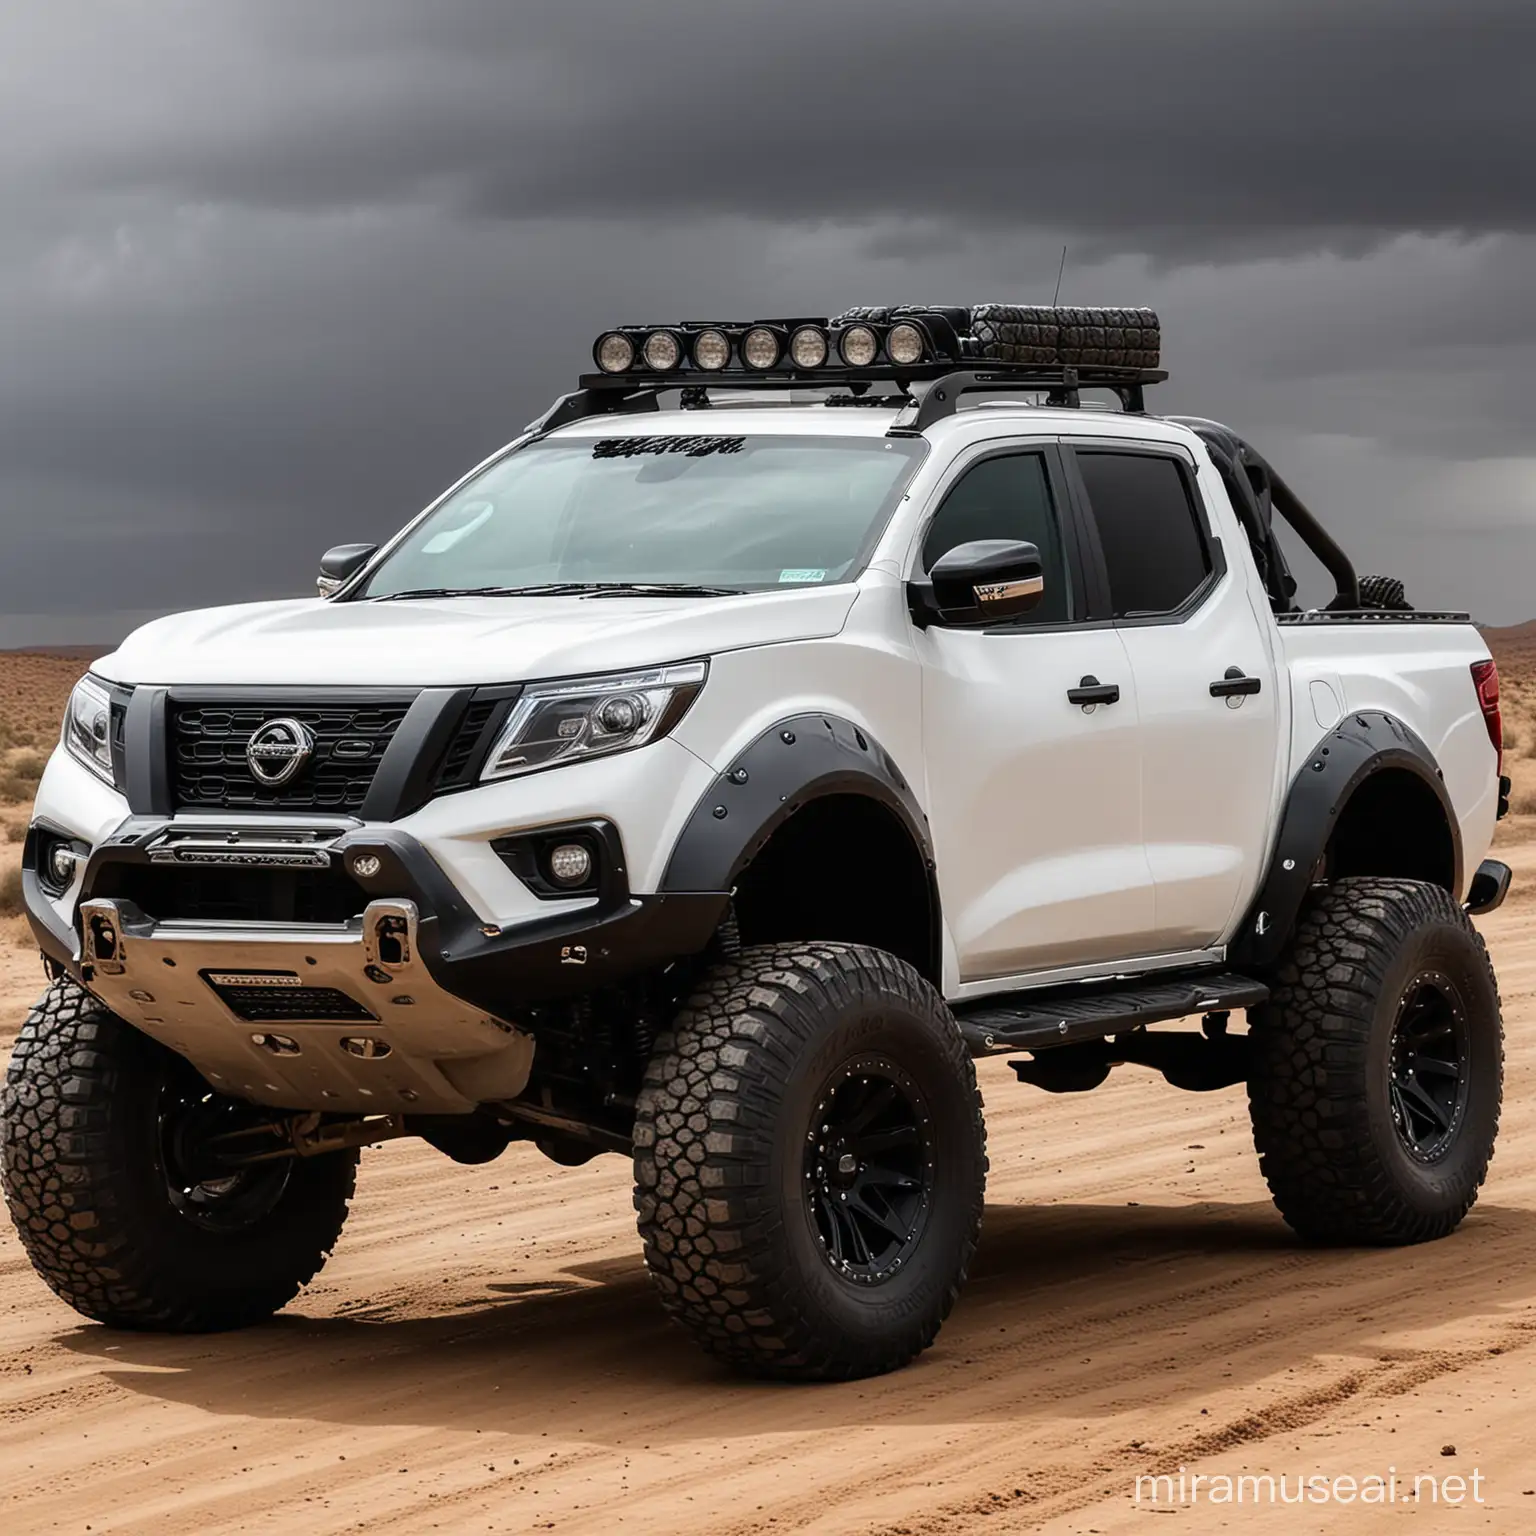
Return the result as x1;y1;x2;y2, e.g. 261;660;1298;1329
2;0;1534;643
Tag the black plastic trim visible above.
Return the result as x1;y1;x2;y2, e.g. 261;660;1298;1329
333;827;726;1007
1467;858;1511;915
359;687;474;819
21;817;85;967
491;819;625;901
123;687;172;816
1230;711;1463;969
660;713;939;977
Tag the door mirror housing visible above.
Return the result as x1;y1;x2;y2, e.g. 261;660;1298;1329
908;539;1045;629
316;543;378;598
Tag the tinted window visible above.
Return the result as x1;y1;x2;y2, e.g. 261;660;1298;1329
921;453;1070;624
1077;452;1211;617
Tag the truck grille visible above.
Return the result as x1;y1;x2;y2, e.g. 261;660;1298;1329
169;700;412;812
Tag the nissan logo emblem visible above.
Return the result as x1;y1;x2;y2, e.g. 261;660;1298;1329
245;717;315;787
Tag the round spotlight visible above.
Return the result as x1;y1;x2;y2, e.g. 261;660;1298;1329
595;332;635;374
48;843;78;887
547;842;594;887
839;324;879;368
887;321;926;367
642;330;683;371
789;326;828;370
692;329;731;371
742;326;781;370
350;853;383;880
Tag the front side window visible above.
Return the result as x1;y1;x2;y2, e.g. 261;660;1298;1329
1076;451;1212;618
921;452;1070;625
359;434;926;598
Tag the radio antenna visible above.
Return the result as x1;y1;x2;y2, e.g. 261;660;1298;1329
1052;244;1069;305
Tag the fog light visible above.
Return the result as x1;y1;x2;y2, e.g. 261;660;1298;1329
350;853;383;879
48;843;79;887
547;842;593;886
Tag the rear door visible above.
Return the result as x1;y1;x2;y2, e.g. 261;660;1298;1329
915;442;1158;984
1065;442;1281;951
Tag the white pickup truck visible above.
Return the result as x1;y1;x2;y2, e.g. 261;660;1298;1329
3;304;1512;1381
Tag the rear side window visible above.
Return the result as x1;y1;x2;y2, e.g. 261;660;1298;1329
921;452;1070;624
1076;451;1211;618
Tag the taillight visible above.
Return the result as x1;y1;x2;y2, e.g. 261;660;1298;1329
1471;658;1502;770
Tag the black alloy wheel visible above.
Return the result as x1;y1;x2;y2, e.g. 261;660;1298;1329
1387;974;1471;1163
804;1057;934;1283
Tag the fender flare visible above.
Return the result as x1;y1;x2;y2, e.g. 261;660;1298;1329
1230;710;1462;969
661;713;939;962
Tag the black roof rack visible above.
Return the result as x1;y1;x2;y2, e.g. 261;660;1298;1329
532;304;1168;435
532;361;1166;436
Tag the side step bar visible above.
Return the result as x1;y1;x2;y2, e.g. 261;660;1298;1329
955;970;1270;1058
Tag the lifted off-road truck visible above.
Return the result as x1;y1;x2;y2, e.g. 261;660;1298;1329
4;305;1514;1380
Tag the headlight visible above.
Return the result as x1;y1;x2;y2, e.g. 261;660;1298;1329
63;676;115;786
482;661;708;782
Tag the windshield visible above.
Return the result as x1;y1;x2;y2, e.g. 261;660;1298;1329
357;433;927;598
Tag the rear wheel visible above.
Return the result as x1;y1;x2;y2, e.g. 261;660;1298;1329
2;979;357;1330
633;942;986;1380
1247;878;1502;1244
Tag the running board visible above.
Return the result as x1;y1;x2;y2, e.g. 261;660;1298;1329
956;971;1270;1057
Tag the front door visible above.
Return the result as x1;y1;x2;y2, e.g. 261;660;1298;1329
915;443;1158;986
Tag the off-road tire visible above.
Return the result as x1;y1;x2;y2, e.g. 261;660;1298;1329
1247;878;1501;1244
2;979;357;1330
633;942;986;1380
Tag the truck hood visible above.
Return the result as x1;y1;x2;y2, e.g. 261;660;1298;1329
94;587;858;688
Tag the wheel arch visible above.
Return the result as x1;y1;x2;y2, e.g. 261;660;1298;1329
1232;711;1462;969
660;714;941;983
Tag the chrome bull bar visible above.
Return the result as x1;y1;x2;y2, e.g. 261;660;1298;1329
77;897;534;1116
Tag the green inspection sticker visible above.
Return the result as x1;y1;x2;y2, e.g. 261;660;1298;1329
778;568;826;583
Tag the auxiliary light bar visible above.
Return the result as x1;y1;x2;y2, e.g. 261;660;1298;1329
590;305;1162;381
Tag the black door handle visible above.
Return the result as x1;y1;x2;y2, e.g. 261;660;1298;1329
1068;675;1121;706
1210;667;1262;698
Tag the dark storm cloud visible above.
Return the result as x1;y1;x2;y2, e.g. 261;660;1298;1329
0;0;1533;640
10;0;1534;252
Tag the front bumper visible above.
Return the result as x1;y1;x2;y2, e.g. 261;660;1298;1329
26;818;726;1115
76;895;537;1114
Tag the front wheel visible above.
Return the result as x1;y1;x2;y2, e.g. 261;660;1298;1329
2;979;357;1330
1247;877;1503;1245
633;942;987;1380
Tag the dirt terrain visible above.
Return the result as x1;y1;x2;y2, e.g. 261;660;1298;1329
2;646;1535;1533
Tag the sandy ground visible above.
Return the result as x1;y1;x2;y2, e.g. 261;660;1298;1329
1;842;1532;1535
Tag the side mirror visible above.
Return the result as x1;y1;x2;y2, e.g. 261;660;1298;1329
908;539;1045;629
316;543;377;598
